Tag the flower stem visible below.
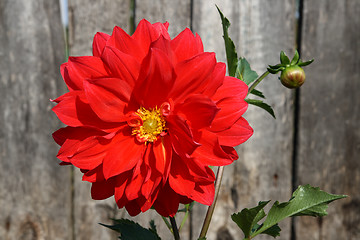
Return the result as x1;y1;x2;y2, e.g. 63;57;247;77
179;204;191;232
170;216;181;240
199;166;225;238
247;71;270;97
161;216;173;233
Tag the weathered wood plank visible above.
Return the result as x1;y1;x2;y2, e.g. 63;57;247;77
296;0;360;239
133;1;192;238
192;1;296;239
135;0;191;38
67;0;132;239
0;0;71;239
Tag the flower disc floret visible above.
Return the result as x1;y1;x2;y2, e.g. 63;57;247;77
132;107;166;143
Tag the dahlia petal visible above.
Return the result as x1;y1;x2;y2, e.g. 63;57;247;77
177;94;219;129
200;62;226;98
218;117;253;147
125;171;145;201
65;56;109;90
93;32;110;57
60;62;77;91
192;130;235;166
101;46;140;87
83;78;131;122
91;179;115;200
52;91;117;129
171;28;204;63
114;172;132;208
191;181;215;206
82;164;105;182
133;48;176;108
213;76;248;101
70;136;110;170
125;200;142;216
167;115;200;156
103;133;145;179
153;182;180;217
171;52;216;102
132;20;171;55
107;26;144;63
149;35;175;63
211;97;248;132
152;137;172;176
168;155;195;198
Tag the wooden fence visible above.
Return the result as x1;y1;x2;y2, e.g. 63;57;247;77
0;0;359;239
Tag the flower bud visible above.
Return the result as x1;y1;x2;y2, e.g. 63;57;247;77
280;65;306;89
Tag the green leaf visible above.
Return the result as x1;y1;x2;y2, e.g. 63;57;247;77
290;50;300;65
197;237;207;240
236;57;259;85
100;219;161;240
216;5;238;77
250;185;347;238
250;89;265;98
231;201;270;238
280;51;290;65
261;224;281;238
298;59;314;67
245;99;276;119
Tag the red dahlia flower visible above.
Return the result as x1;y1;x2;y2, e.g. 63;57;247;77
52;20;253;217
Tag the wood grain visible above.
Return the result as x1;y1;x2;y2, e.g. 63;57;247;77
0;0;71;239
68;0;132;239
296;0;360;239
192;1;296;239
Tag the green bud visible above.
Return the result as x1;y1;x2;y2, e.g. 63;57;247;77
280;65;306;89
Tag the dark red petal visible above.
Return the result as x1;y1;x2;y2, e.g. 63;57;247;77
114;171;132;208
177;94;219;129
93;32;110;57
133;48;176;108
125;169;145;201
192;130;235;166
101;46;140;87
171;52;216;102
125;200;141;216
91;179;115;200
153;182;180;217
66;56;109;90
82;164;105;182
217;117;253;146
171;28;204;63
83;78;131;122
103;133;145;179
107;26;144;63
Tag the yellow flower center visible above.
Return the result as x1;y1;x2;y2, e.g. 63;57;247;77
132;107;166;143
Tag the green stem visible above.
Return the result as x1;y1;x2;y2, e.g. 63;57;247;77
179;205;190;232
170;216;181;240
161;216;173;233
247;71;270;97
199;166;225;238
